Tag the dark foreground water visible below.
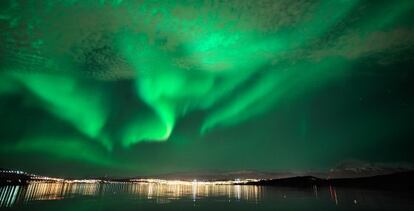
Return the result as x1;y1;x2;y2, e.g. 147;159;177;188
1;182;414;210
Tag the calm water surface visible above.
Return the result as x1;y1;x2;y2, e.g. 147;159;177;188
1;182;413;210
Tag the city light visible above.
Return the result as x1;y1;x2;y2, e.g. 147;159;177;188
130;178;260;186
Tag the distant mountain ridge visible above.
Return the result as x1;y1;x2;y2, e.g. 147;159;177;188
244;171;414;191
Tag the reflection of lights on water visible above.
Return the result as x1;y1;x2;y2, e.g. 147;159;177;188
234;185;241;200
0;180;365;209
0;180;262;207
313;185;318;198
139;182;260;202
0;186;20;207
192;179;197;202
24;182;99;201
147;183;153;199
329;185;339;205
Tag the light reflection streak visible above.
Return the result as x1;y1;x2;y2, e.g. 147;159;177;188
0;186;20;207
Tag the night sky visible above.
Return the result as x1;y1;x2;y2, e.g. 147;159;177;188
1;0;414;177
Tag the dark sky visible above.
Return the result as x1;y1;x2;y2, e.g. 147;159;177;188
1;0;414;177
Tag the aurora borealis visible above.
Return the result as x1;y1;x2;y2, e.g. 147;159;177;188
1;0;414;177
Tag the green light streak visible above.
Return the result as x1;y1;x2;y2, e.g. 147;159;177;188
1;136;116;167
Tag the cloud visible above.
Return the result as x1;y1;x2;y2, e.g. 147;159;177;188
329;160;414;178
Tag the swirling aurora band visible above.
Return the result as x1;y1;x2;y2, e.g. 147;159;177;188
0;0;414;176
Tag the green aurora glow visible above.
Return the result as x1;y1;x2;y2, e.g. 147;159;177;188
1;0;414;177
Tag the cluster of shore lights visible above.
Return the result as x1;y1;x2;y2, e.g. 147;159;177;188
130;179;261;185
31;176;101;184
30;176;65;182
30;177;260;185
